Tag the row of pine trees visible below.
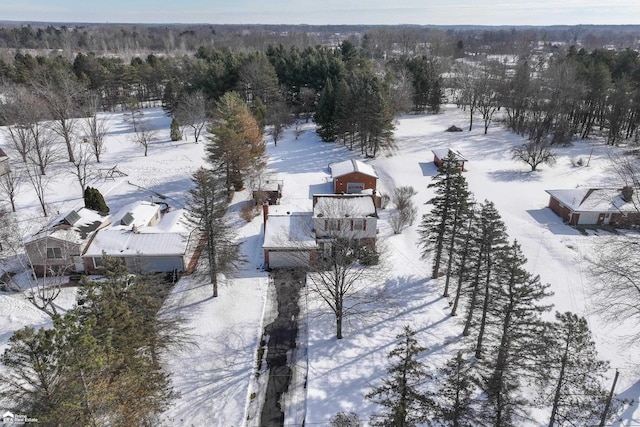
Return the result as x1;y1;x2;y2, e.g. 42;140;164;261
363;151;618;426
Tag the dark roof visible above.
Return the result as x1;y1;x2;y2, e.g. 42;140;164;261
0;148;7;159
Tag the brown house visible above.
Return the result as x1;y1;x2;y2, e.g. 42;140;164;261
329;159;378;194
546;187;640;227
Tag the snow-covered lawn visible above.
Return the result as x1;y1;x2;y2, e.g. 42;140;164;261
1;105;639;426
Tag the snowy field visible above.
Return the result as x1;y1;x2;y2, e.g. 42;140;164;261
1;105;639;426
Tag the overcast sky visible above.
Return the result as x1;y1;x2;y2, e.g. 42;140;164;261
0;0;638;26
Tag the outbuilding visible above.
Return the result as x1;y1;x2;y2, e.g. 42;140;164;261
329;159;378;194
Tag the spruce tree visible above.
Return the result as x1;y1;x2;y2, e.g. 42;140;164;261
541;312;610;426
367;325;435;427
314;78;337;142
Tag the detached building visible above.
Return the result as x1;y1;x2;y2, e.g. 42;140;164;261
329;159;378;194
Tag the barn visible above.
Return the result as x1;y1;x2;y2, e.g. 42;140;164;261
546;187;640;227
329;159;378;194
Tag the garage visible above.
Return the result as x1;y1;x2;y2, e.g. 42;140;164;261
262;213;317;270
265;249;312;269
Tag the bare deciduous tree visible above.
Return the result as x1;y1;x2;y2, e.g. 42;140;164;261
131;119;157;157
174;90;207;142
68;141;94;193
33;71;87;163
83;93;110;163
0;168;23;212
24;162;51;216
511;140;556;171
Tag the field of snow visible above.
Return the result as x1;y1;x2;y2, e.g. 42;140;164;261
1;105;639;426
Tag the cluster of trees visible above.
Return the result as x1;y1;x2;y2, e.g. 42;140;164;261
0;257;186;425
454;47;640;148
383;152;619;426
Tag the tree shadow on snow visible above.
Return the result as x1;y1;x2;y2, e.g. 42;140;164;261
487;169;543;182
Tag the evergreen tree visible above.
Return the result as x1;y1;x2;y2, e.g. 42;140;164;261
367;326;435;427
186;167;238;297
479;241;553;426
540;312;610;426
462;201;508;346
434;351;478;426
84;186;109;213
314;78;337;142
170;116;182;141
419;151;468;281
207;91;265;194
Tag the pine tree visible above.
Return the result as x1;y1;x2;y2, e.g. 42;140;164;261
434;351;478;426
541;312;610;426
186;167;238;297
315;78;337;142
419;151;471;282
461;201;508;347
367;325;435;427
84;187;109;213
480;240;553;426
207;91;265;194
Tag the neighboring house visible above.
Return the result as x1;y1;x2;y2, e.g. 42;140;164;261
432;148;467;171
253;177;283;205
0;147;9;176
545;187;640;227
313;193;378;256
329;159;378;194
262;204;318;269
83;200;197;274
24;207;110;277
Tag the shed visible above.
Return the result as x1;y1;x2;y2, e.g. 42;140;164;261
432;148;467;171
329;159;378;194
545;187;640;227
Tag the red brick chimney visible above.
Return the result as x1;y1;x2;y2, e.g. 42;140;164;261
262;202;269;228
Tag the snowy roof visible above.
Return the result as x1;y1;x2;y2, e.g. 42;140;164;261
25;207;109;245
432;148;467;162
546;188;640;213
84;230;190;257
84;200;193;257
112;200;162;228
313;194;377;218
263;214;316;249
329;159;378;179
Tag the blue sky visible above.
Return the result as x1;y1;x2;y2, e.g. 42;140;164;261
0;1;638;26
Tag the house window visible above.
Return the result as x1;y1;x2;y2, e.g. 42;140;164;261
327;219;341;231
346;182;365;193
352;219;364;231
47;247;63;259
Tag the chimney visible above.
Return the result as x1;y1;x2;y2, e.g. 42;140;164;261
262;202;269;228
621;186;634;203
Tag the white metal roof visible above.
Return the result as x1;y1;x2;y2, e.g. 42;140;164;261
84;230;190;257
329;159;378;179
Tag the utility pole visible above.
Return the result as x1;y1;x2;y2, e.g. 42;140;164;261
599;368;619;427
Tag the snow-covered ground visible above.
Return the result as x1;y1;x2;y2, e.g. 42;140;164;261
1;105;639;426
